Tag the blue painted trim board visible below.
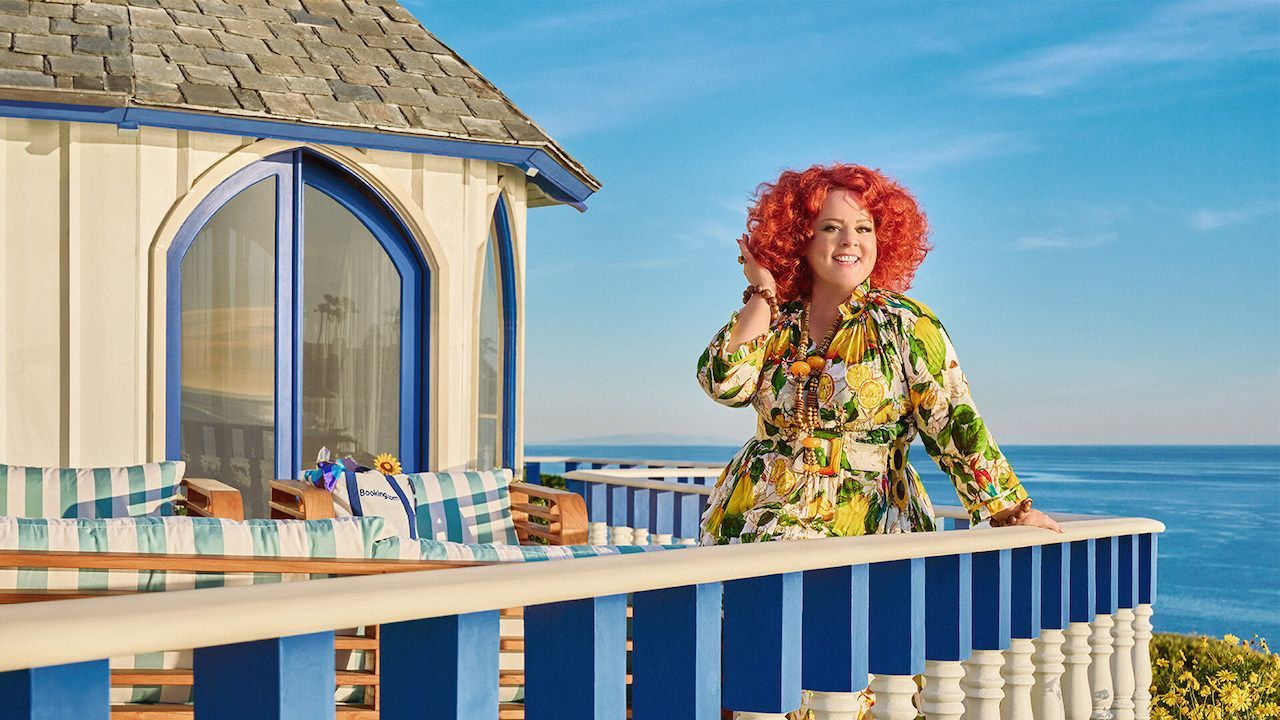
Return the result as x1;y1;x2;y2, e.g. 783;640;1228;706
524;595;627;720
1010;546;1042;639
0;98;594;207
802;565;870;692
722;573;802;713
1139;533;1158;605
1039;542;1070;631
1069;539;1097;623
192;632;336;720
970;549;1012;651
632;583;723;720
868;559;925;676
1117;534;1139;609
380;612;500;720
1095;536;1119;616
924;553;972;662
0;659;110;720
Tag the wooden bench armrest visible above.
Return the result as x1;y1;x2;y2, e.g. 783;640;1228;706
269;479;336;520
180;477;243;521
509;481;588;546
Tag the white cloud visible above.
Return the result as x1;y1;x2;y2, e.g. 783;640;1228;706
974;0;1279;97
1191;199;1280;230
887;131;1040;173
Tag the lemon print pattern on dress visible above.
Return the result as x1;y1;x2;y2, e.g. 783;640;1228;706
770;457;797;496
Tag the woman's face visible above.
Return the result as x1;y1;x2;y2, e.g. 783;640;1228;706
804;188;877;293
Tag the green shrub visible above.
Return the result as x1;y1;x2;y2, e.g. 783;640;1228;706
1151;632;1280;718
535;472;567;490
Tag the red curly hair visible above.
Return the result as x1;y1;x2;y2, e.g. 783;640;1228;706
745;164;932;300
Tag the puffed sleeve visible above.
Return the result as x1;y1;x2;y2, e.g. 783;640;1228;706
903;304;1029;525
696;308;771;408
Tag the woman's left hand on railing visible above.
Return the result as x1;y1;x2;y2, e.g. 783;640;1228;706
991;499;1063;533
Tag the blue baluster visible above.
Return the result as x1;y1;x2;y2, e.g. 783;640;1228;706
1095;536;1119;618
193;632;336;720
0;659;109;720
651;489;675;542
1064;539;1097;715
608;483;629;534
802;565;870;692
1138;533;1157;606
925;553;973;662
628;486;650;543
675;492;700;542
1011;546;1043;640
564;461;583;499
525;461;542;486
1038;542;1071;717
380;612;500;720
586;482;608;525
963;550;1012;716
722;573;802;714
632;583;723;720
525;595;627;720
1135;533;1159;714
868;559;925;716
1115;535;1141;719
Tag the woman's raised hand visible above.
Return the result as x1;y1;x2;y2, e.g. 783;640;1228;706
737;234;776;293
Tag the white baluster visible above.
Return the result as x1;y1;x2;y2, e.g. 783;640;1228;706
1111;608;1136;720
921;659;965;720
1132;604;1154;720
631;528;650;546
1063;622;1093;720
869;674;917;720
678;537;697;546
653;532;674;545
962;649;1005;720
587;521;608;545
1001;638;1035;720
609;525;633;546
1089;613;1116;719
1033;628;1067;720
809;690;862;720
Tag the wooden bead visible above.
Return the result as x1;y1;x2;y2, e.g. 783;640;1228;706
790;360;812;377
806;356;825;371
801;437;820;449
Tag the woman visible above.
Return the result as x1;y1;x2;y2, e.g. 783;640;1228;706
696;164;1060;718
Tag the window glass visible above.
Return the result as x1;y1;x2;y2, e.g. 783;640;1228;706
180;178;276;518
301;185;402;469
476;228;501;468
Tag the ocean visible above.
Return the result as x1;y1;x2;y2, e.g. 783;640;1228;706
526;443;1280;643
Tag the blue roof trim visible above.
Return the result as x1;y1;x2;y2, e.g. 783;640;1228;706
0;97;593;209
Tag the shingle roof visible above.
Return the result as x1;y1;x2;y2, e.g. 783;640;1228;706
0;0;598;194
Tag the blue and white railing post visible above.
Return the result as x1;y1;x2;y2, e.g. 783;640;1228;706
524;595;628;720
1064;539;1096;720
1090;536;1120;718
632;583;723;720
867;559;925;720
1133;533;1158;720
1111;534;1139;720
1004;546;1042;720
192;632;337;720
380;612;501;720
1034;542;1071;720
964;549;1011;720
921;553;972;720
801;565;870;720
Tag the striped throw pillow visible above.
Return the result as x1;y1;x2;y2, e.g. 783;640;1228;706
409;469;519;545
0;461;185;519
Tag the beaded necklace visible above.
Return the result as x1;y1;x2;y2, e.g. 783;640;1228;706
790;300;842;478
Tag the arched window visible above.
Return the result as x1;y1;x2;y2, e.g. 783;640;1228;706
476;196;516;468
168;150;428;517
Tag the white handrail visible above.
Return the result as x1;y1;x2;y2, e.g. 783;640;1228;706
0;516;1162;672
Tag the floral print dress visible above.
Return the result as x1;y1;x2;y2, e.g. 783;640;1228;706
696;278;1029;545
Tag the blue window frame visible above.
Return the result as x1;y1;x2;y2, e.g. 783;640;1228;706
166;149;429;513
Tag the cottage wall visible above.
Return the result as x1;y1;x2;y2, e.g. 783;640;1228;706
0;116;526;474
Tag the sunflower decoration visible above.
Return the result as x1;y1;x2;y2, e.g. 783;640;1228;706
373;452;402;476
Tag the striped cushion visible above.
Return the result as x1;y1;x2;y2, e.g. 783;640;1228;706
408;469;519;545
374;535;687;563
0;461;184;519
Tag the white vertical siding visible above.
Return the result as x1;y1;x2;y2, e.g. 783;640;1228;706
0;116;530;480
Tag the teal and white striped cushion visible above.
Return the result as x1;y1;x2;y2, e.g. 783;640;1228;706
0;461;184;519
373;535;687;563
408;468;519;545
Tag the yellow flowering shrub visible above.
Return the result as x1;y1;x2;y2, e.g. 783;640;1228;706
1151;632;1280;719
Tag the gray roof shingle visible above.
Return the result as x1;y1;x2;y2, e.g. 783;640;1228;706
0;0;598;193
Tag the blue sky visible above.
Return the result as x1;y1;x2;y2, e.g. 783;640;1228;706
408;1;1280;445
